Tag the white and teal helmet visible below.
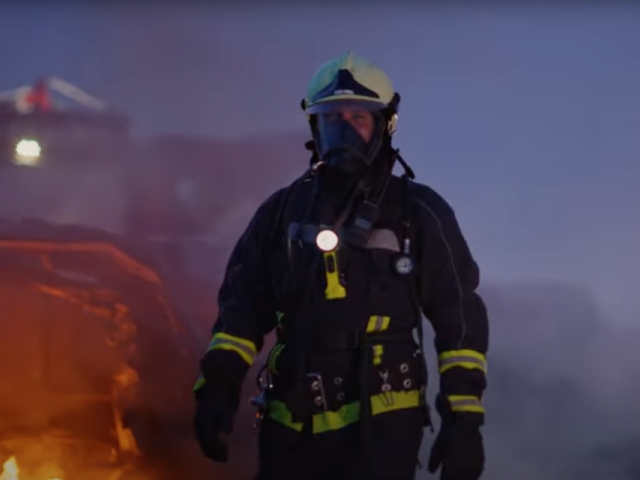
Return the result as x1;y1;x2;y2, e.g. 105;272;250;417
301;52;401;175
302;51;400;134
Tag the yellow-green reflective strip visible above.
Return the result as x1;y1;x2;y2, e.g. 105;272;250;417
193;374;206;392
366;315;391;333
438;349;487;374
267;343;286;374
448;395;484;413
267;400;303;432
370;389;421;416
312;401;361;434
268;389;421;434
371;344;384;366
208;332;257;365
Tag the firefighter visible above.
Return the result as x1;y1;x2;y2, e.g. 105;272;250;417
193;51;489;480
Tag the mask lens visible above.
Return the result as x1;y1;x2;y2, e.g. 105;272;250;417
315;105;384;171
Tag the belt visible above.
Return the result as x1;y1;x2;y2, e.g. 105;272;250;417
278;329;415;351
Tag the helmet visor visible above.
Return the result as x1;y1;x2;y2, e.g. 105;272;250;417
306;98;387;115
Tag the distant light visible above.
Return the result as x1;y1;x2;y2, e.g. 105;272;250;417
315;229;339;252
14;138;42;166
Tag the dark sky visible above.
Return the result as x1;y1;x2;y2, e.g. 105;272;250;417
1;3;639;321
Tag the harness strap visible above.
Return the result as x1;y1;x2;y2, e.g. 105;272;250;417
255;163;428;437
401;175;432;429
277;329;415;350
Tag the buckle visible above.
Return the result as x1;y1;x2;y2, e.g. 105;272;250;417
306;372;328;411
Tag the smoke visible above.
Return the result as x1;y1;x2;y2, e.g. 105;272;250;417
78;6;307;140
0;164;129;232
0;4;638;479
416;282;640;480
78;7;639;478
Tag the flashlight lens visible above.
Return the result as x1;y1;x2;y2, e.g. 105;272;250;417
315;229;339;252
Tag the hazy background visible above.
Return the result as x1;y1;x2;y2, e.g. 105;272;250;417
2;2;638;322
0;2;639;479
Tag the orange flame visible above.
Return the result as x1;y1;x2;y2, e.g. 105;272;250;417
0;456;64;480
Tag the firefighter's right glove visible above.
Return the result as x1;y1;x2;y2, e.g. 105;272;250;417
194;351;247;463
194;389;235;463
427;393;485;480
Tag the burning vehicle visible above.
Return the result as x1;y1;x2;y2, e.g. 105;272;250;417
0;75;308;480
0;219;205;480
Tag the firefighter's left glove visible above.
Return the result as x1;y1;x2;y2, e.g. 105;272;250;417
427;393;485;480
194;388;236;463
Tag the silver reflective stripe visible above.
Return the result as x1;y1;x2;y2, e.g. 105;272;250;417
439;356;487;371
371;315;386;332
210;337;255;358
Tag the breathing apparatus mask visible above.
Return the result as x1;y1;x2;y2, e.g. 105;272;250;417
307;99;398;192
314;101;386;177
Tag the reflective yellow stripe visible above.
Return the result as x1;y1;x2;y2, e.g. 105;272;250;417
371;344;384;366
438;349;487;375
448;394;484;413
370;389;421;416
268;389;421;434
193;373;206;392
208;332;257;366
366;315;390;365
267;400;304;432
312;401;361;434
267;343;286;375
194;332;258;391
365;315;391;333
323;251;346;299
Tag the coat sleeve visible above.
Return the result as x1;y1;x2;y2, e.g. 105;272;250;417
194;189;285;395
413;185;489;420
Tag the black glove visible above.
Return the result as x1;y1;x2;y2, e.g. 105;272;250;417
193;387;237;463
194;349;248;463
428;394;485;480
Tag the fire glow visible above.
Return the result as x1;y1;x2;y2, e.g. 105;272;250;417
0;456;64;480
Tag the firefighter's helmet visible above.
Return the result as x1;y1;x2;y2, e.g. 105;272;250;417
301;51;400;135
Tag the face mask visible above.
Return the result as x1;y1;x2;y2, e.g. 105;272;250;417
314;108;386;184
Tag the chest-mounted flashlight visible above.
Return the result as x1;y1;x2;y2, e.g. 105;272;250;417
315;229;340;252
